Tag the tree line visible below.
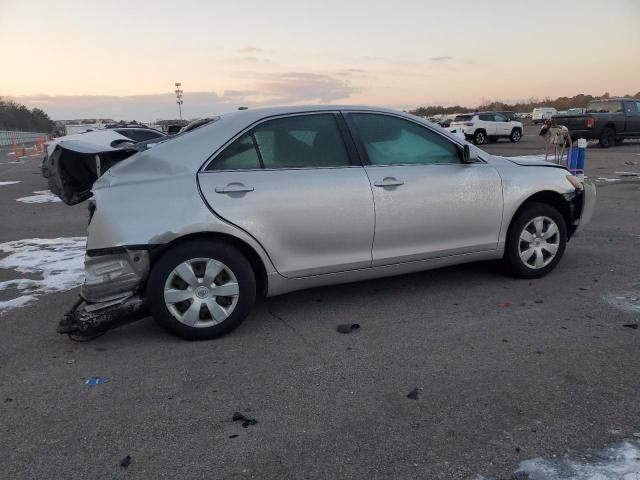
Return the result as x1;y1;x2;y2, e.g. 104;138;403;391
409;92;640;117
0;97;54;132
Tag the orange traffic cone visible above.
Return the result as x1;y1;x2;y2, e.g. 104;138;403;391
21;145;27;158
13;143;19;161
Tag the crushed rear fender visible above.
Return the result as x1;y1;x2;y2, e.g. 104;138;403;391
49;140;138;205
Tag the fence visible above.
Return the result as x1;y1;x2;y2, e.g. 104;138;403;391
0;130;53;158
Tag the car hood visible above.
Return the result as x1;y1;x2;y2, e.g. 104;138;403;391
498;155;567;168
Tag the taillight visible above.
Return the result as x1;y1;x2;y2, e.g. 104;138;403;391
586;118;595;128
464;122;474;126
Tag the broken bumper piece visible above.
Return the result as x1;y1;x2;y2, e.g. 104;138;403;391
58;249;152;338
57;294;148;337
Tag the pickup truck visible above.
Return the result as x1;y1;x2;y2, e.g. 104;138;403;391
553;98;640;147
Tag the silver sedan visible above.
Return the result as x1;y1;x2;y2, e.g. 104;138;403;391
55;106;596;340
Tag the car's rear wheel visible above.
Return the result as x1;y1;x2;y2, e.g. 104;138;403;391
147;240;256;340
473;130;487;145
504;202;567;279
510;128;522;143
599;127;615;148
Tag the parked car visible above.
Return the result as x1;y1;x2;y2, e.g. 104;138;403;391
532;107;558;124
553;98;640;148
54;106;595;340
41;127;165;190
448;112;524;144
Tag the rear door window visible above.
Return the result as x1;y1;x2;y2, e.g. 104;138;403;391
479;114;494;121
206;113;350;170
586;101;624;113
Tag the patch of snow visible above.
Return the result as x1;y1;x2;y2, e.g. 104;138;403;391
0;237;86;314
475;437;640;480
516;439;640;479
16;190;61;203
604;291;640;314
0;181;21;186
596;178;622;183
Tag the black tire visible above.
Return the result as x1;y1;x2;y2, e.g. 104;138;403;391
599;126;615;148
473;130;487;145
147;239;256;340
509;128;522;143
504;202;567;279
614;137;624;144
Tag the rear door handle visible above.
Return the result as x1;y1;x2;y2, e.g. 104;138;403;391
374;177;404;187
215;183;255;194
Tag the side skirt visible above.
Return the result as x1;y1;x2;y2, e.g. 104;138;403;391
266;250;502;297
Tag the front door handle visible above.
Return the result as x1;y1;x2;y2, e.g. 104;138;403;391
374;177;404;188
215;183;255;194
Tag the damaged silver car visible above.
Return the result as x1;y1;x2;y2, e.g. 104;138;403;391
55;106;596;340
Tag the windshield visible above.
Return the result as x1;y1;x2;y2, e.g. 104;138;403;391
453;115;474;122
586;101;623;113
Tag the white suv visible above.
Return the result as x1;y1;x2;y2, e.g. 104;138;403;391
448;112;523;145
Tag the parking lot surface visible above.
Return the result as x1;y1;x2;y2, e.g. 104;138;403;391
1;129;639;479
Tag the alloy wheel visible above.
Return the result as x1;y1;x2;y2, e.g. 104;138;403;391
518;216;560;269
163;257;239;328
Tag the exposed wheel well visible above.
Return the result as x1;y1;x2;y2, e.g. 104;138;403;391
509;191;572;239
150;232;269;296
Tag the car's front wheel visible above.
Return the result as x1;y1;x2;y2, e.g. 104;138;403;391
504;202;567;279
147;239;256;340
510;128;522;143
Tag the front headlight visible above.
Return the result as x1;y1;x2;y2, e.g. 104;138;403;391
566;175;583;190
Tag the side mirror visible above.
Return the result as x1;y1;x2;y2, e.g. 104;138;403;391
462;143;478;163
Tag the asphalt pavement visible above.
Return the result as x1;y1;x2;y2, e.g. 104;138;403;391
1;129;639;479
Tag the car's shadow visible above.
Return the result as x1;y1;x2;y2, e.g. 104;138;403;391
81;259;511;346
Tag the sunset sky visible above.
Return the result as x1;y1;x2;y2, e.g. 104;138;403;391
1;0;639;120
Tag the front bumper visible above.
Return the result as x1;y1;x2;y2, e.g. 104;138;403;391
578;181;596;225
568;181;596;236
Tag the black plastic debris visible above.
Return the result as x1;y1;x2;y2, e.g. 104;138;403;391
407;388;420;400
228;434;239;439
623;323;639;330
337;323;360;334
120;455;131;469
232;412;258;428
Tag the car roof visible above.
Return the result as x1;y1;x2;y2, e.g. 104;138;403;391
125;105;467;174
211;104;403;123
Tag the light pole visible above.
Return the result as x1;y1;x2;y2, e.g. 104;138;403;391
174;82;183;121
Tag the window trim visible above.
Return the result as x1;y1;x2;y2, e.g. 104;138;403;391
343;111;480;167
201;112;360;172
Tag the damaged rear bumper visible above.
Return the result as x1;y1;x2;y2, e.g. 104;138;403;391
58;248;151;337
